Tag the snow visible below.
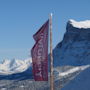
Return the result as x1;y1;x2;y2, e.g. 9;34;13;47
59;65;90;77
62;67;90;90
0;58;32;75
1;88;7;90
20;85;24;88
69;19;90;29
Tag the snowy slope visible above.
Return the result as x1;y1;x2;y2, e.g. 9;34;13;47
58;65;90;77
0;58;32;75
62;67;90;90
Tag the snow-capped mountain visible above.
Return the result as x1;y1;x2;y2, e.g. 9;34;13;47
50;19;90;90
53;19;90;66
0;58;32;75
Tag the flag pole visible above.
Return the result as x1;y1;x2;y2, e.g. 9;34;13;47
49;13;54;90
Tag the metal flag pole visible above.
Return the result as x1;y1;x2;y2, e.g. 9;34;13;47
49;13;54;90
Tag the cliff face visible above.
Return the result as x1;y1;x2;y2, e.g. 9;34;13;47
53;20;90;66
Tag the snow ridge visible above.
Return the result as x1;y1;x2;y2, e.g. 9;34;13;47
69;19;90;29
59;65;90;77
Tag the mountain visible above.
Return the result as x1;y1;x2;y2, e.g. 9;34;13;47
51;19;90;90
0;58;32;75
53;19;90;66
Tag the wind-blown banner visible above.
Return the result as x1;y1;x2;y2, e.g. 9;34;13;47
31;20;49;81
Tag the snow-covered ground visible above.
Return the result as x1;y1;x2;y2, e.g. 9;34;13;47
59;65;90;77
62;67;90;90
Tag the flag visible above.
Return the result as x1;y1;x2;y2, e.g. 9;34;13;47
31;20;49;81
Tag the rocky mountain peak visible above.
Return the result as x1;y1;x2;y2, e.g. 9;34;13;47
53;19;90;66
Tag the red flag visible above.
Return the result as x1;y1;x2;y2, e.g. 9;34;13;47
31;20;49;81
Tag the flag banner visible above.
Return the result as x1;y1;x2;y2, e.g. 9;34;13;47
31;20;49;81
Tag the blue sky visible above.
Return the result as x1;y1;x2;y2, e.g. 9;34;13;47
0;0;90;61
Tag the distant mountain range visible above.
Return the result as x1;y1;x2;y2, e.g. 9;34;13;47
0;58;33;81
0;58;32;75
